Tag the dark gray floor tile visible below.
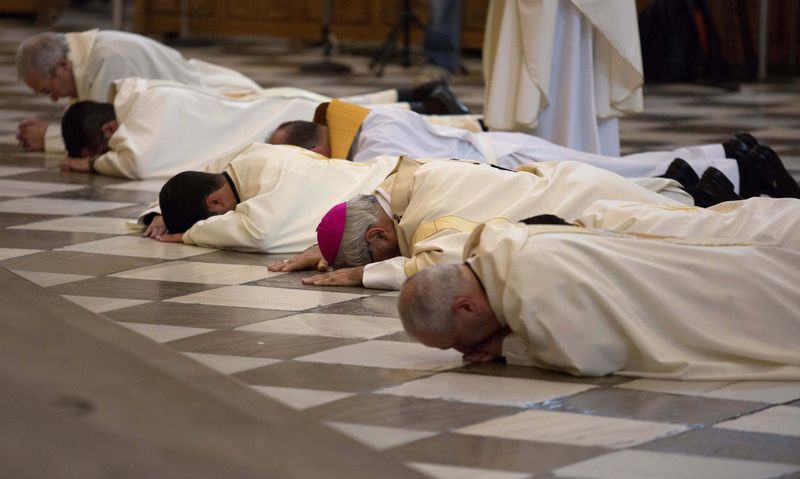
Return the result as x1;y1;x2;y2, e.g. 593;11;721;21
49;276;218;300
306;393;522;431
234;360;431;392
0;250;164;275
313;295;399;317
638;427;800;465
0;212;65;228
0;229;113;249
388;433;608;474
543;387;765;425
104;301;293;328
43;187;157;203
167;330;360;359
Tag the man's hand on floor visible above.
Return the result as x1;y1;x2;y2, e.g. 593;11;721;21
268;244;327;272
60;157;90;173
156;233;184;243
143;215;167;238
462;328;510;363
301;266;364;286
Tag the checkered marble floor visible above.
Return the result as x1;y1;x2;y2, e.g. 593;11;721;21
2;8;800;479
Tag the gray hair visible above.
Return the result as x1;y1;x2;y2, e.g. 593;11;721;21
16;32;69;78
398;264;466;340
334;194;381;267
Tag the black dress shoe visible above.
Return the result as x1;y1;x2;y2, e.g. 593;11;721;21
734;132;760;149
423;86;471;115
750;145;800;198
723;132;760;159
689;167;742;207
661;158;699;189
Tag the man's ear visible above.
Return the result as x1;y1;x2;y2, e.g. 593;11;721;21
310;144;328;156
452;296;475;315
205;191;226;213
100;120;119;140
364;226;389;245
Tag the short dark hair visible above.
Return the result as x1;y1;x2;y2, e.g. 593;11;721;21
270;120;321;150
61;101;116;157
159;171;225;234
519;214;572;226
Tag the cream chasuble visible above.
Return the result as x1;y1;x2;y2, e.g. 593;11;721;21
576;198;800;250
465;222;800;380
362;158;682;290
182;144;399;253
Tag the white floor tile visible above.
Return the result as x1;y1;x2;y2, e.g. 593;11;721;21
236;313;403;339
0;179;85;197
61;295;152;314
250;385;353;410
59;235;216;259
12;270;92;287
618;379;800;404
296;340;463;371
407;462;530;479
715;406;800;437
11;216;135;235
552;450;799;479
168;285;365;311
104;178;167;192
0;197;133;215
116;321;213;343
0;166;40;177
456;410;687;449
325;422;438;450
182;352;281;374
379;372;595;407
110;260;282;284
0;247;40;260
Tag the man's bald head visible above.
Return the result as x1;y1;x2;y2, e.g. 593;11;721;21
399;264;500;354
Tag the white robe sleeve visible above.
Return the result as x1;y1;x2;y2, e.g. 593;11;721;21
92;150;134;178
45;123;66;154
136;202;162;225
362;257;409;290
182;210;265;252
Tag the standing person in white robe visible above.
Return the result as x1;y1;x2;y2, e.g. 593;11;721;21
483;0;643;155
154;143;399;253
269;101;768;197
58;78;332;179
399;221;800;380
14;29;430;153
277;157;687;290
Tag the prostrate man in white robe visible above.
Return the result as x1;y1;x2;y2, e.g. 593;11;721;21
153;143;399;253
57;78;327;179
15;29;465;153
398;221;800;380
277;157;688;289
483;0;643;156
268;101;800;201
